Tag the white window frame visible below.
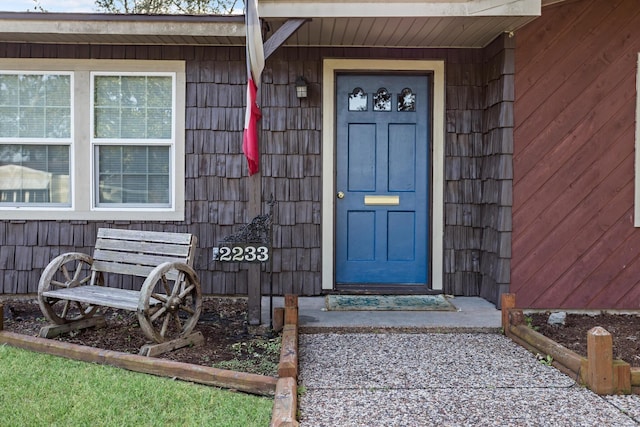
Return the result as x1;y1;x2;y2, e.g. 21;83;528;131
0;59;185;221
90;71;177;211
0;70;75;208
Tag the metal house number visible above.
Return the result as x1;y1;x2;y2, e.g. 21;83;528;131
212;244;269;263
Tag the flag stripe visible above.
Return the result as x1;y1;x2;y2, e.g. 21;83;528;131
243;0;265;176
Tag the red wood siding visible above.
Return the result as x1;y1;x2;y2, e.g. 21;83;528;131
512;0;640;309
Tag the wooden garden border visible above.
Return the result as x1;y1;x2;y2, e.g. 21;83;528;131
271;294;300;427
501;293;640;395
0;302;277;396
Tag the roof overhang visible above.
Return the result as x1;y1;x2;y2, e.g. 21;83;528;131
0;0;543;49
0;13;247;46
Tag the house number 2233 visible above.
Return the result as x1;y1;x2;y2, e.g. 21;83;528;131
213;246;269;262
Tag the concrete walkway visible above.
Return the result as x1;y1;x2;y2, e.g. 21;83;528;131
262;296;502;331
263;296;640;426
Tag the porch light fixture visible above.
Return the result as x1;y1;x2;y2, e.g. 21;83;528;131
295;76;308;98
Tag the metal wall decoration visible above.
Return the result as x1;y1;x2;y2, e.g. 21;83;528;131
213;208;273;263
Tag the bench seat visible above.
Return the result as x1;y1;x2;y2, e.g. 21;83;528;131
42;286;161;312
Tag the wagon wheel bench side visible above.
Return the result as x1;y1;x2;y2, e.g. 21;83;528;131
37;228;203;357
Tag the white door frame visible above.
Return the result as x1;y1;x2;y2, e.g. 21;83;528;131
321;58;445;291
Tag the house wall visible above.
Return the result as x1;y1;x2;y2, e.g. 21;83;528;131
0;41;513;303
512;0;640;308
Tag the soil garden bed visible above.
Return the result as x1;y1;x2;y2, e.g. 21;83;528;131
1;296;281;377
527;312;640;368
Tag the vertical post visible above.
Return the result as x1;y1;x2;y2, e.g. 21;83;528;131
0;303;4;331
284;294;298;326
272;307;285;332
500;293;516;332
586;326;614;395
247;173;262;325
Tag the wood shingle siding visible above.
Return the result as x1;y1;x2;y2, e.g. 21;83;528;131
512;0;640;309
0;41;514;302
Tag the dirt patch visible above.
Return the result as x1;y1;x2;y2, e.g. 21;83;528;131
1;297;281;376
528;312;640;367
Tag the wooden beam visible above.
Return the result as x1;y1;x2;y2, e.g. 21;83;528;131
0;330;277;396
284;294;298;326
138;331;204;357
271;377;299;427
38;316;106;339
264;19;308;60
247;174;262;326
278;324;298;379
509;323;583;374
613;360;631;395
631;368;640;386
273;307;285;332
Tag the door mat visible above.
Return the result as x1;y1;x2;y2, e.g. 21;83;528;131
325;294;456;311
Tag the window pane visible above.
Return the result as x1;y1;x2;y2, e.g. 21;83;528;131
149;175;170;204
45;75;71;107
121;76;147;107
0;144;70;205
94;75;172;140
121;108;146;138
99;145;122;173
99;174;122;204
46;108;71;138
147;77;172;107
20;107;45;138
123;145;147;173
122;175;147;203
19;75;45;107
94;76;121;107
148;146;169;173
0;73;71;139
96;145;170;206
0;75;19;106
94;107;120;139
0;107;18;137
147;108;172;139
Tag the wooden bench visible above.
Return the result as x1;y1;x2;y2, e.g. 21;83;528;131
37;228;203;356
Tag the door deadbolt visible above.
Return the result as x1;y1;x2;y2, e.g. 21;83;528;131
337;191;345;199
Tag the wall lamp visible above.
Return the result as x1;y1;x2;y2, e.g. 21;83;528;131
295;76;308;99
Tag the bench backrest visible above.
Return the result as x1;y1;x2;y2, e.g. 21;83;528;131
91;228;197;280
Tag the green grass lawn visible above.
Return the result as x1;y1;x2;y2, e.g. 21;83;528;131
0;345;272;427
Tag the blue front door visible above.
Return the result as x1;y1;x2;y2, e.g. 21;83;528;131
335;74;431;286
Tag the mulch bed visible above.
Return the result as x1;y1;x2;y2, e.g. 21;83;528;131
528;312;640;367
1;297;280;376
5;298;639;370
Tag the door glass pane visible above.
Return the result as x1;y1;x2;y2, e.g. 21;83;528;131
373;88;391;112
398;88;416;112
348;87;368;111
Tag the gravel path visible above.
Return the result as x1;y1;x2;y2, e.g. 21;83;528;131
298;333;640;426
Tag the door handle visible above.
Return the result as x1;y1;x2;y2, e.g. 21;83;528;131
337;191;345;199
